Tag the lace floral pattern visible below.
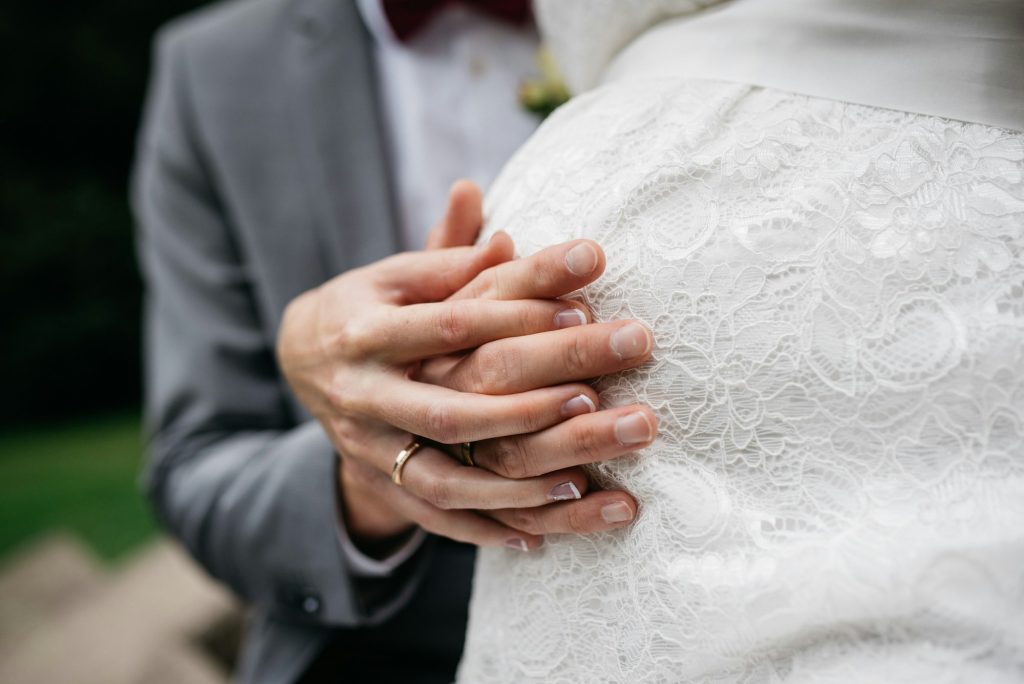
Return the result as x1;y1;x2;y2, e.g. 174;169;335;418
456;80;1024;683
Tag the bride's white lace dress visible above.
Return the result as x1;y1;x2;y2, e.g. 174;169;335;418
457;2;1024;682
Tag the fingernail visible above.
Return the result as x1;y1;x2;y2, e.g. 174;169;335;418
610;323;651;360
554;308;587;329
601;501;634;524
614;411;654;445
548;481;582;501
564;243;598;276
561;394;597;417
505;538;529;552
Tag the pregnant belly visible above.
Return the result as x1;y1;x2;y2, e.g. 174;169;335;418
462;79;1024;681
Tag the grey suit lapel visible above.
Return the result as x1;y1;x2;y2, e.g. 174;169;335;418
286;0;400;276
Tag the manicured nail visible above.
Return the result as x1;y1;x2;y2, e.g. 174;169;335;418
548;481;582;502
614;411;654;445
561;394;597;417
601;502;634;524
610;323;651;360
505;538;530;552
554;308;587;329
564;243;598;276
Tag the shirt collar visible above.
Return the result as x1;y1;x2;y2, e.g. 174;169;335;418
355;0;399;45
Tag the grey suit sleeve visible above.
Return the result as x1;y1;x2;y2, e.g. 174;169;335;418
132;25;425;627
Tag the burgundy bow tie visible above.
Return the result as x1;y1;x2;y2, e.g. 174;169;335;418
381;0;532;43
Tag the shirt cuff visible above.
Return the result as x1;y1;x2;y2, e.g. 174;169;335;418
336;520;427;578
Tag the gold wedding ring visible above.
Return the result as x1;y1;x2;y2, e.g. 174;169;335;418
391;439;424;486
459;441;477;468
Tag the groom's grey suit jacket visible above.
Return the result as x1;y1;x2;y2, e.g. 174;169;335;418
133;0;474;681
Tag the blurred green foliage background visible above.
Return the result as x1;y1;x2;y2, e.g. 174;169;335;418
0;413;153;558
1;1;207;558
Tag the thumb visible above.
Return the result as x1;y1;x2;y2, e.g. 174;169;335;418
425;179;484;250
374;233;514;304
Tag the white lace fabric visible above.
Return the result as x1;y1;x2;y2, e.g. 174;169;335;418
455;76;1024;683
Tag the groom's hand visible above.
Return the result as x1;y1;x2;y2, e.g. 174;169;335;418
277;184;654;550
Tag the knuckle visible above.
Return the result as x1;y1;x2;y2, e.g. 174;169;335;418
325;378;347;411
470;345;520;394
563;333;592;376
565;505;590;534
568;421;603;463
488;268;505;298
458;275;486;300
424;473;455;510
423;402;461;443
330;416;362;450
491;437;532;479
470;270;496;299
516;398;551;434
539;251;565;286
333;318;377;360
436;305;474;349
507;509;542;536
325;373;356;413
326;369;371;417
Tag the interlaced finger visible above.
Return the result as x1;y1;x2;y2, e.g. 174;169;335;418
348;426;591;512
376;468;546;550
437;320;653;394
398;447;591;511
372;235;513;304
487;490;638;536
472;404;657;479
364;376;600;444
449;239;606;302
372;299;590;364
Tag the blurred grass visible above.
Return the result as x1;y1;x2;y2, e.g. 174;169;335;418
0;412;157;560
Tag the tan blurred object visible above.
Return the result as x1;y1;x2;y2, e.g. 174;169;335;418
0;533;243;684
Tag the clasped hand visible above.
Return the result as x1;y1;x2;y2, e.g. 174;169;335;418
278;183;656;551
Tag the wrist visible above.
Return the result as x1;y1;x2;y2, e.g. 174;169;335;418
338;458;416;556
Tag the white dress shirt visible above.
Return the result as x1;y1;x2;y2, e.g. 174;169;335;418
339;0;541;576
357;0;541;248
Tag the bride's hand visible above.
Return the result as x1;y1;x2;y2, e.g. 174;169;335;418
420;182;658;540
418;243;658;539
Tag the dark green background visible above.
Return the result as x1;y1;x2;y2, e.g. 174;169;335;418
1;1;207;427
1;2;209;559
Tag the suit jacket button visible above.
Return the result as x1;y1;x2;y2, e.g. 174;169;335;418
301;594;321;615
